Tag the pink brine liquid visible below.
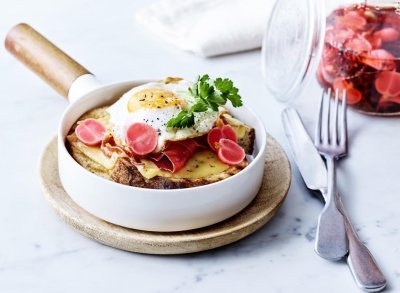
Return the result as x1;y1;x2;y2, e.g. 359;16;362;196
317;4;400;114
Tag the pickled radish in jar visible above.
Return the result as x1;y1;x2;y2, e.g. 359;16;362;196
317;4;400;114
262;0;400;115
375;71;400;98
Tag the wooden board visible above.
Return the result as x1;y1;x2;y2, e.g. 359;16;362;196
39;135;291;254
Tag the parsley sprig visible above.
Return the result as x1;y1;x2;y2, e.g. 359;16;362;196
167;75;243;128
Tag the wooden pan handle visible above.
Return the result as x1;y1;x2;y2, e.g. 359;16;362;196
4;23;90;98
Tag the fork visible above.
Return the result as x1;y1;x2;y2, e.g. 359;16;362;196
314;88;349;260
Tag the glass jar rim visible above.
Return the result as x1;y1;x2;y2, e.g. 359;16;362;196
261;0;326;102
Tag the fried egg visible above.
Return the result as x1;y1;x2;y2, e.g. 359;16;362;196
107;78;223;152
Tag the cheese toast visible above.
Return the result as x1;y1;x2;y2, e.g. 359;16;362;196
66;107;256;189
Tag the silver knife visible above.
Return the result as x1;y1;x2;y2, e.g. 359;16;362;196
282;107;387;292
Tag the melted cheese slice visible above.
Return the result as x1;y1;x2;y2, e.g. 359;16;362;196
75;141;118;170
67;134;118;170
136;150;230;179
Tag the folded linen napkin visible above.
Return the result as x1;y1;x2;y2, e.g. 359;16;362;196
136;0;273;57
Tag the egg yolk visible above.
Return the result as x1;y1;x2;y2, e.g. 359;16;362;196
127;88;187;112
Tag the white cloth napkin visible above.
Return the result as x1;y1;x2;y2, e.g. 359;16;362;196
136;0;273;57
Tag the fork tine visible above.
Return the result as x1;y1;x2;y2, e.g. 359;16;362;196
315;88;326;144
332;89;339;144
340;90;348;149
323;88;331;144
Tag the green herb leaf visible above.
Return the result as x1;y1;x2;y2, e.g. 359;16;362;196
226;93;243;107
198;75;213;98
214;77;242;107
208;91;226;105
214;78;233;93
167;75;243;128
166;111;195;128
191;100;209;112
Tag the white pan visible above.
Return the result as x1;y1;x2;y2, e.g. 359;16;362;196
5;23;267;232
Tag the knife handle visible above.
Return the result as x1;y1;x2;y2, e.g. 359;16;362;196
337;199;387;292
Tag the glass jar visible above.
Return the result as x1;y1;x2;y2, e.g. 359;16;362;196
262;0;400;116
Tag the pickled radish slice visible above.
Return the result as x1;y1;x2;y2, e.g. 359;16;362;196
361;49;396;70
345;88;363;105
75;118;106;146
217;139;245;166
336;11;366;30
125;123;158;155
333;78;362;105
378;95;400;105
344;11;367;29
207;128;223;151
345;37;372;52
368;35;382;49
375;71;400;97
326;28;354;46
385;13;400;27
207;125;237;151
373;28;399;43
221;125;237;142
319;63;337;84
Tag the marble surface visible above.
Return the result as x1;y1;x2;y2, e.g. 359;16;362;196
1;1;399;292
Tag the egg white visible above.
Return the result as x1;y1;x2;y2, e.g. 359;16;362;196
106;79;222;152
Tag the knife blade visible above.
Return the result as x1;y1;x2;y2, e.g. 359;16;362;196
281;109;328;191
282;107;387;292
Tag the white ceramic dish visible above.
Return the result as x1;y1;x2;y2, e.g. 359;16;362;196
6;23;267;232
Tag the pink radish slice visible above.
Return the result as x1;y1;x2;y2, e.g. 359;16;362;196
326;28;354;46
333;78;363;105
335;11;366;30
125;123;158;155
207;127;223;151
217;139;245;166
320;63;337;84
362;49;396;70
345;36;372;52
369;36;382;49
344;11;367;29
75;118;106;146
373;28;399;43
221;125;237;142
378;95;400;105
207;125;237;151
375;71;400;97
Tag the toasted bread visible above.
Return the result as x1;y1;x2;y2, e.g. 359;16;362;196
66;107;255;189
